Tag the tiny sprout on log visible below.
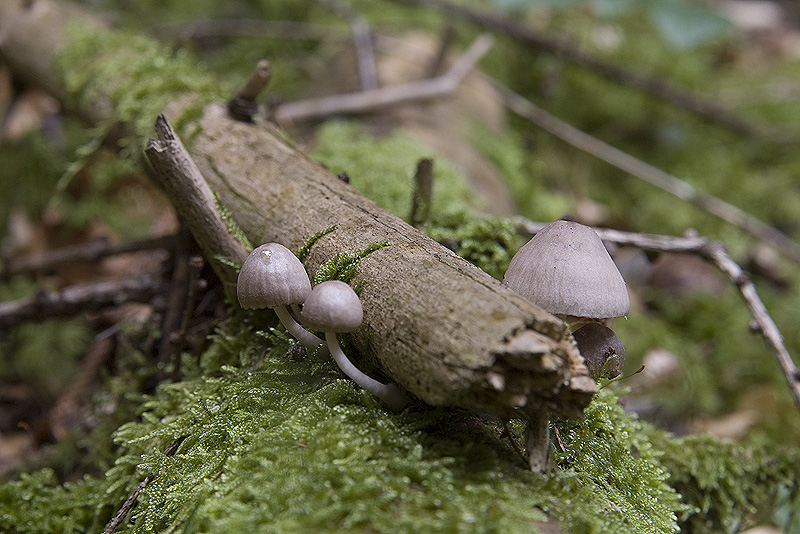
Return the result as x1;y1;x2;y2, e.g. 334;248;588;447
301;280;410;410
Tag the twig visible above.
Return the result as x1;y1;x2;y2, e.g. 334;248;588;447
494;80;800;264
157;228;192;376
427;25;457;78
520;220;800;414
409;158;434;226
389;0;796;142
272;33;494;124
102;436;187;534
0;273;161;329
144;115;248;295
318;0;379;91
155;19;350;45
227;59;271;122
48;335;114;441
0;234;176;280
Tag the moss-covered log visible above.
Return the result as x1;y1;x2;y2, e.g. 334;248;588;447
0;0;596;416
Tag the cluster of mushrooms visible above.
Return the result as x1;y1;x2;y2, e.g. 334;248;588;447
237;221;628;470
503;219;630;379
236;243;410;410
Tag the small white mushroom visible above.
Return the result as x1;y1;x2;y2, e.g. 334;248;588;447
237;243;325;353
301;280;410;410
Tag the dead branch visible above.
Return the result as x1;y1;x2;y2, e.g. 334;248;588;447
144;117;249;294
390;0;796;142
0;234;176;280
272;33;494;124
318;0;379;91
0;273;161;329
520;220;800;413
494;80;800;264
147;113;595;417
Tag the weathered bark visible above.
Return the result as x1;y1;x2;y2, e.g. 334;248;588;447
0;0;597;417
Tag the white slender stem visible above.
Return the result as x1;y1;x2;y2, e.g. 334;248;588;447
524;411;550;472
325;331;410;410
274;305;327;355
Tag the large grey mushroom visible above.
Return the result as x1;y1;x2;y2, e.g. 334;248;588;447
301;280;410;410
503;220;630;320
502;220;630;472
237;243;325;353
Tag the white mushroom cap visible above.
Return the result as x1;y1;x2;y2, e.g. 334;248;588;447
503;220;630;318
301;280;363;333
237;243;312;309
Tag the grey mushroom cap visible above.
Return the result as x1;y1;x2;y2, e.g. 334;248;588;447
237;243;312;309
503;220;630;318
301;280;364;333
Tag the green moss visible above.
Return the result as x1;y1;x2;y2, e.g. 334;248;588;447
423;211;520;281
4;306;800;533
59;23;226;151
653;432;800;533
0;315;690;534
310;121;480;218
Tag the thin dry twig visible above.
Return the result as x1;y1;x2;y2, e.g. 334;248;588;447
0;234;176;280
102;436;187;534
494;80;800;264
155;19;350;44
272;33;494;124
318;0;379;91
0;273;162;329
390;0;796;142
520;220;800;414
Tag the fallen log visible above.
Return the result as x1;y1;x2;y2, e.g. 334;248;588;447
0;0;596;417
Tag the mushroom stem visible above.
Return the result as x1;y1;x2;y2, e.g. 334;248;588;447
274;305;327;355
524;410;550;472
324;331;410;410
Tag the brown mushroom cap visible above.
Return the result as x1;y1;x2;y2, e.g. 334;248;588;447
237;243;312;309
503;220;630;318
301;280;364;333
573;323;626;379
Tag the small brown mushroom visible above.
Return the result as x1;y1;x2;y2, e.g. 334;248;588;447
572;323;626;379
301;280;410;410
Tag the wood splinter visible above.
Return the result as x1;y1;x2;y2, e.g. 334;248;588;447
227;59;271;122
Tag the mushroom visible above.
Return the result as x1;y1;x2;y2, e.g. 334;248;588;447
502;220;630;471
237;243;325;353
572;322;626;379
301;280;410;410
503;220;630;321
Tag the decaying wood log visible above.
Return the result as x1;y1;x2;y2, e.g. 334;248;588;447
0;0;597;418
